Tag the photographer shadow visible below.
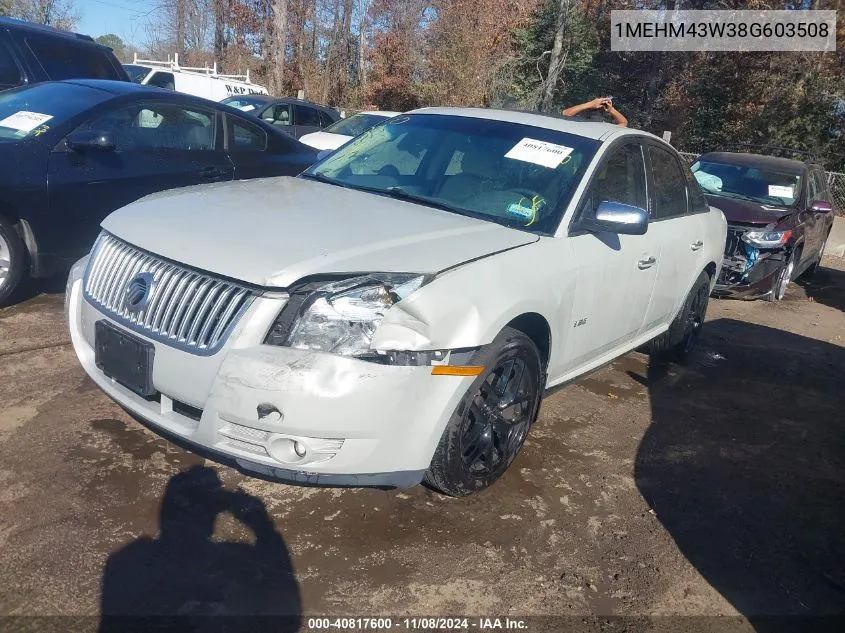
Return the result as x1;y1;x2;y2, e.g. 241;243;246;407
99;465;301;632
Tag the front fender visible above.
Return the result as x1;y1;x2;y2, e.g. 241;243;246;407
371;238;574;367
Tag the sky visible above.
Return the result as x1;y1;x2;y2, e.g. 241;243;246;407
76;0;155;46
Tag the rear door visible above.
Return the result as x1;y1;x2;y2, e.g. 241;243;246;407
293;104;323;139
640;142;706;333
47;99;233;256
224;114;313;178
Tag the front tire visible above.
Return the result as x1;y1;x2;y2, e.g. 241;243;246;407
648;271;710;364
424;327;544;497
0;217;26;306
767;250;796;302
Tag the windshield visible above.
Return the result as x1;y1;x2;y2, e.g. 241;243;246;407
123;64;151;83
305;114;599;234
325;112;391;137
0;83;110;142
220;96;269;113
691;159;802;206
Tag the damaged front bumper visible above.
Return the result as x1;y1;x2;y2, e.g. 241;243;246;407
67;271;477;489
712;226;787;299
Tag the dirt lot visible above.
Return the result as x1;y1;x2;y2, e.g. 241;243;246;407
0;260;843;630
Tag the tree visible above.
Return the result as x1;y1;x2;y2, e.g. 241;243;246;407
268;0;287;94
96;34;125;60
8;0;79;31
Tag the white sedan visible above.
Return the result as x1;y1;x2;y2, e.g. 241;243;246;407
67;108;725;496
299;110;400;150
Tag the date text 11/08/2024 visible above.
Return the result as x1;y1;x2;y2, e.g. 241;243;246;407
305;618;529;630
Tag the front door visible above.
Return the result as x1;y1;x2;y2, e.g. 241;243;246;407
293;104;322;139
47;100;233;258
562;140;658;374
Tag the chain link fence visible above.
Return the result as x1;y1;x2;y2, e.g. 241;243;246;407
677;152;844;216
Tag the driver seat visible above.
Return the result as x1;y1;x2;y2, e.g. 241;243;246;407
438;145;502;202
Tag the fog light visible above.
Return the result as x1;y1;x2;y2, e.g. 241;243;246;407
294;441;306;457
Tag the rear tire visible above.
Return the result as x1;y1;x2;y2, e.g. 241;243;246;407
424;327;543;497
648;271;710;364
802;232;829;279
0;217;26;307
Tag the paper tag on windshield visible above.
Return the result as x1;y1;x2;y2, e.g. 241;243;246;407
768;185;793;198
239;105;256;112
505;138;574;169
0;111;53;133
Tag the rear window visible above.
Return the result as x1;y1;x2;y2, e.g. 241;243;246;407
0;40;22;90
123;64;151;83
0;82;110;142
25;34;120;81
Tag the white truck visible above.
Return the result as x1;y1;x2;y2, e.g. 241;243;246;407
124;53;268;102
67;108;726;497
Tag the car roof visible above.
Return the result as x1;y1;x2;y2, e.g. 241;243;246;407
697;151;808;173
0;17;105;47
226;95;337;113
59;78;168;95
408;106;652;141
353;110;401;118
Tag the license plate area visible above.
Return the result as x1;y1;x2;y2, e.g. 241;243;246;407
95;321;156;397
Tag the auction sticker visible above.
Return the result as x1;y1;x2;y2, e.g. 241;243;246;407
768;185;794;198
505;138;574;168
0;111;53;133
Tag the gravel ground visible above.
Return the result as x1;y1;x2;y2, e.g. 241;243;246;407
0;259;843;631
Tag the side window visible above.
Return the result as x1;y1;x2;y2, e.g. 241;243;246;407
24;35;118;80
580;142;647;218
318;111;334;128
648;146;688;219
0;39;22;89
259;103;291;127
681;160;709;214
810;171;828;203
229;117;267;151
295;105;321;127
85;103;215;151
146;72;175;90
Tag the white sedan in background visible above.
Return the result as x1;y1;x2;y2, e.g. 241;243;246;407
299;110;400;150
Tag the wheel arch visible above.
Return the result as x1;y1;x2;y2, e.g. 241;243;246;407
505;312;552;371
0;203;36;271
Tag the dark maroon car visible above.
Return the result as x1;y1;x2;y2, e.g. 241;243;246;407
691;152;835;301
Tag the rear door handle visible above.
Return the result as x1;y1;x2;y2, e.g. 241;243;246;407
691;240;704;251
638;256;657;269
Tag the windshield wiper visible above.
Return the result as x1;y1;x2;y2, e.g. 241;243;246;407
380;187;464;215
299;172;349;189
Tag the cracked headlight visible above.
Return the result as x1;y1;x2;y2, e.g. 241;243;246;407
265;273;428;356
742;230;792;248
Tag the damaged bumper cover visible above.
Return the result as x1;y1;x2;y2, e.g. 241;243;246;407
67;271;479;489
713;226;788;299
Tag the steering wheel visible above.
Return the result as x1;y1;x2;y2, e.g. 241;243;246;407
377;165;400;178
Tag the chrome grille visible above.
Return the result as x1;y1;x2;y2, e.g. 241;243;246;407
83;233;253;354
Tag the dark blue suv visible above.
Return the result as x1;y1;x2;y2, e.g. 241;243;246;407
0;17;128;91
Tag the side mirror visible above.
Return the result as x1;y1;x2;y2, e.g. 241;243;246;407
66;130;116;153
577;201;649;236
810;199;833;214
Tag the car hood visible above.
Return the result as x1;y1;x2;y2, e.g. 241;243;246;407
704;194;793;226
298;131;351;151
101;177;539;288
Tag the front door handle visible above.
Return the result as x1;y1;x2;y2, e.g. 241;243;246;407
199;166;225;180
691;240;704;251
638;256;657;270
